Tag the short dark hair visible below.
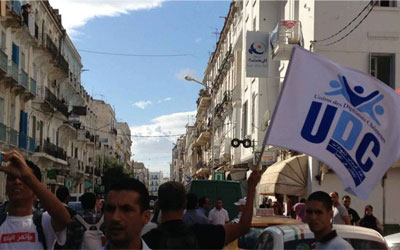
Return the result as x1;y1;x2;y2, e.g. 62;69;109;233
158;181;185;211
300;198;307;203
342;195;351;201
26;160;41;182
56;186;70;203
109;178;149;212
80;192;96;210
307;191;332;211
198;196;208;207
186;193;198;210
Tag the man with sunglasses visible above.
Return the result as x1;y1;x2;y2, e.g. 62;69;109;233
306;191;353;250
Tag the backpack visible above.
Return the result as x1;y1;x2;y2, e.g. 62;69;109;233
0;210;47;250
74;214;105;250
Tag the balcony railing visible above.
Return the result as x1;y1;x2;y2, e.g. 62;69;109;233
58;55;69;74
30;78;36;95
18;69;28;89
36;140;67;161
45;34;58;59
0;50;8;73
8;61;18;82
0;123;6;142
9;128;18;147
45;87;69;117
9;0;21;16
0;123;35;152
18;133;27;150
28;137;35;153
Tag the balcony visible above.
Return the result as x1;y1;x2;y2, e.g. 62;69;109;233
0;124;35;153
44;34;58;60
69;158;85;176
45;87;69;117
29;78;36;96
197;95;211;112
9;128;18;147
0;123;6;142
8;61;18;83
195;131;211;146
0;1;22;29
0;50;8;76
57;55;69;75
18;69;28;89
35;140;67;161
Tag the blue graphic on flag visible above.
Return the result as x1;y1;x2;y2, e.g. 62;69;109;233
325;75;384;125
326;140;365;186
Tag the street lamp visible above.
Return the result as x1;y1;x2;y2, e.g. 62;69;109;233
184;75;214;180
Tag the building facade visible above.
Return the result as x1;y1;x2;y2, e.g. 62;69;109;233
0;0;133;200
173;0;400;229
149;171;164;196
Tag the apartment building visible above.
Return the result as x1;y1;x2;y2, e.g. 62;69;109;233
116;121;132;172
175;0;400;227
149;171;164;196
0;0;133;199
133;161;149;189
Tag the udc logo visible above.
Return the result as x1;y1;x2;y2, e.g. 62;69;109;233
325;74;384;126
248;42;266;55
301;74;386;187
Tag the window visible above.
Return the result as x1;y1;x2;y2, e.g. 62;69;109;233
242;101;248;138
377;0;397;7
370;54;395;89
12;43;19;65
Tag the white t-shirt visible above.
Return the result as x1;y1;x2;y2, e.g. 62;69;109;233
0;212;66;249
332;204;348;225
208;208;229;225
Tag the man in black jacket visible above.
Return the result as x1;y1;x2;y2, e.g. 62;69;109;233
143;171;261;249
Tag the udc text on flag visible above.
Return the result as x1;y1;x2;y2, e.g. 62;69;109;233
264;46;400;199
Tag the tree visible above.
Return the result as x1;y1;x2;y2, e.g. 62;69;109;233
102;157;129;194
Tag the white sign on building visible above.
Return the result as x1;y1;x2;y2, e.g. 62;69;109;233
246;31;269;78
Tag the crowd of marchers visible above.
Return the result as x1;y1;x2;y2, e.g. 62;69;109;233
0;150;385;250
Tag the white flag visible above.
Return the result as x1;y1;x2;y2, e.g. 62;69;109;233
263;46;400;199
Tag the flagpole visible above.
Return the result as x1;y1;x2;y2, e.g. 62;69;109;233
255;144;266;171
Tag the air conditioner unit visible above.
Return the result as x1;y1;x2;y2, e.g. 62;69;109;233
270;20;303;61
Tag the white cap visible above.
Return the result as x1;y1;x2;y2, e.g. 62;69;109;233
234;198;246;206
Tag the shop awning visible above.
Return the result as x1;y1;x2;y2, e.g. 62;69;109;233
259;154;308;196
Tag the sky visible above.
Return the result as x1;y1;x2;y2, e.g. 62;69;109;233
49;0;231;177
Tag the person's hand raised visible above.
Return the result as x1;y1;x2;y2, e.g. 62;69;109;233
0;150;34;182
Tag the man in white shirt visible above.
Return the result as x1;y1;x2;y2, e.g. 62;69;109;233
208;198;229;225
330;192;351;225
0;150;70;249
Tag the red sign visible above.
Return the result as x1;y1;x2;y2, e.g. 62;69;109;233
1;232;36;243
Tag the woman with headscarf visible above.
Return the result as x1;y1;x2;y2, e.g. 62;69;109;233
359;205;383;234
293;202;306;222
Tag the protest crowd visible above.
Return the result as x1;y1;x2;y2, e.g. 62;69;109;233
0;150;390;250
